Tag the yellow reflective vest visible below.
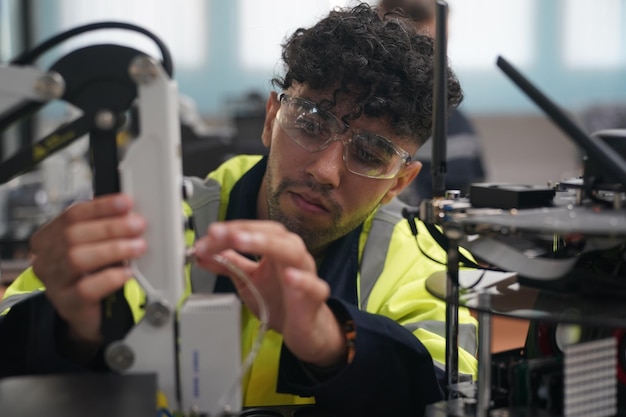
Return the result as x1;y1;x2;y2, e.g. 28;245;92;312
2;155;478;407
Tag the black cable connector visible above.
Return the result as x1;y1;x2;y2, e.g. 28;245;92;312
401;207;419;237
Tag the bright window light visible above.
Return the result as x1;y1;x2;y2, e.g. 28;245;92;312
238;0;374;71
58;0;206;69
447;0;536;70
562;0;622;69
239;0;330;71
240;0;538;72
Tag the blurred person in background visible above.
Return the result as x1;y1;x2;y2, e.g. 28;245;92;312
379;0;487;205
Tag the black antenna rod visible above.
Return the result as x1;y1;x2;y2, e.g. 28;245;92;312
497;55;626;187
431;0;461;401
431;0;448;198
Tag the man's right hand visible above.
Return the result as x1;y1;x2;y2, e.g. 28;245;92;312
30;194;147;348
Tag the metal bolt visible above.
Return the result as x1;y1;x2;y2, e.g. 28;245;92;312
145;300;171;327
185;246;197;264
34;71;65;100
445;189;461;200
614;192;623;209
129;55;160;85
105;342;135;372
491;409;510;417
94;110;116;130
182;178;194;200
189;405;202;417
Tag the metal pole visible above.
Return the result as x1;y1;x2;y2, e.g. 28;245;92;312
477;292;492;416
431;0;448;198
445;232;459;399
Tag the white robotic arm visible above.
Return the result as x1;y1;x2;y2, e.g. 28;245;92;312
0;24;245;416
106;55;243;416
104;53;188;409
0;65;62;114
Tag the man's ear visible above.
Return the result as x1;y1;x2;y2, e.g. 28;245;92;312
261;91;280;148
380;161;422;205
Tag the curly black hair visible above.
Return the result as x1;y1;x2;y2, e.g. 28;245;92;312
271;2;463;146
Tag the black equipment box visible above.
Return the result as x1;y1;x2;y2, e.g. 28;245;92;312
469;183;555;209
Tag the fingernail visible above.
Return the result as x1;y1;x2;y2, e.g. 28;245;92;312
236;232;266;250
194;240;207;254
286;267;302;284
209;223;227;240
130;238;146;253
237;231;252;245
113;195;130;211
127;216;145;232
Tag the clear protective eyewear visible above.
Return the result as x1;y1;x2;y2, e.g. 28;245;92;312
277;93;411;179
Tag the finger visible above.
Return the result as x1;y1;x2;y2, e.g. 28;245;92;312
194;249;260;297
280;268;341;363
208;219;289;234
35;237;145;289
51;266;132;342
63;194;134;223
235;230;314;271
200;222;315;271
195;249;256;274
283;267;330;304
64;238;147;279
65;214;147;246
55;266;134;306
30;194;134;253
204;221;292;251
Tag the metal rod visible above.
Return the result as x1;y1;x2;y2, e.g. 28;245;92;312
431;0;448;198
477;292;492;417
445;233;459;399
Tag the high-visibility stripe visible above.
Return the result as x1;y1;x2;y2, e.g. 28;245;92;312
0;290;42;315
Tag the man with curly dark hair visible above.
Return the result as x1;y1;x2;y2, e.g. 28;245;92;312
1;3;477;416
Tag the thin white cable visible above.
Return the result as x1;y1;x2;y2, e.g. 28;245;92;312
209;253;270;417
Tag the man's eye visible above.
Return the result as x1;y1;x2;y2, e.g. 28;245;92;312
352;136;393;166
351;144;385;166
294;116;323;136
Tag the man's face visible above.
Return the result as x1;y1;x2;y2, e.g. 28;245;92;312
259;85;421;256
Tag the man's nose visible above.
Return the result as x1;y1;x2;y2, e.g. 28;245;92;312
305;139;345;187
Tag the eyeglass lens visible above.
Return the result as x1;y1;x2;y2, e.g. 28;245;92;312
278;96;403;178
